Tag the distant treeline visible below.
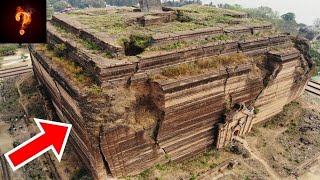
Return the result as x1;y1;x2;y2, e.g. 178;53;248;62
220;4;304;35
48;0;203;12
163;0;202;7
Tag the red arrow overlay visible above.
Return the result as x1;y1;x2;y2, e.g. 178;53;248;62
4;118;72;171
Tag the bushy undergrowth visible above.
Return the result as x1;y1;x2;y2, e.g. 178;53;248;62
0;44;18;56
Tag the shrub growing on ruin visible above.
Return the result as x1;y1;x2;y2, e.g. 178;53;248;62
86;84;102;96
124;34;153;55
46;43;55;51
176;10;193;22
130;34;153;49
0;44;18;56
35;44;93;87
80;39;100;51
54;43;67;57
20;53;28;62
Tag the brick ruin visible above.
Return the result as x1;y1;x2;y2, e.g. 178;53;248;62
29;4;314;179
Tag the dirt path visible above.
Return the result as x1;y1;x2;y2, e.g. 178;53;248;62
15;74;29;115
235;137;281;180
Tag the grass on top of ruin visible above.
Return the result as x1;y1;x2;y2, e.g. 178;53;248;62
151;53;249;80
145;34;233;53
55;25;115;59
34;44;94;88
60;5;269;47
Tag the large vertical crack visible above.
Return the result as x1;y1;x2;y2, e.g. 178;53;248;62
249;57;283;107
98;127;113;177
224;67;231;94
153;111;170;160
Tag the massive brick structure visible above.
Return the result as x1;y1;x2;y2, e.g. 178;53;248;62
29;5;313;179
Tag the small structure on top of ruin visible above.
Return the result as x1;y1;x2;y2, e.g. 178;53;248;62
139;0;163;12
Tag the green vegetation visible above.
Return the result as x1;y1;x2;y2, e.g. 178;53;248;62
20;53;28;62
80;39;100;51
131;149;231;180
310;45;320;75
155;53;248;79
281;12;296;22
71;168;92;180
129;34;153;50
53;1;68;12
146;34;233;52
105;0;138;6
176;10;193;22
86;84;103;96
68;0;105;8
54;43;67;57
0;44;18;56
222;4;303;35
55;26;115;58
35;44;93;88
147;41;187;52
65;5;268;48
122;33;153;55
263;101;304;129
163;0;202;7
178;5;253;27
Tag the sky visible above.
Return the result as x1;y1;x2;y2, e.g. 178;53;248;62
202;0;320;25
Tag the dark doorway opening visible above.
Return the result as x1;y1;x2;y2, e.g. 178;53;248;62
233;130;240;137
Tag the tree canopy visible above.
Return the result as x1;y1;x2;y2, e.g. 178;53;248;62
105;0;138;6
163;0;202;7
53;1;69;12
222;4;301;35
68;0;105;8
281;12;296;22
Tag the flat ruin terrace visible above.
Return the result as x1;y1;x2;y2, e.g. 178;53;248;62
29;3;314;179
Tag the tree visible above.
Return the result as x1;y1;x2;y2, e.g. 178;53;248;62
163;0;202;7
281;12;296;22
105;0;138;6
53;1;68;12
68;0;105;8
314;18;320;29
310;48;320;75
223;3;243;11
245;6;279;23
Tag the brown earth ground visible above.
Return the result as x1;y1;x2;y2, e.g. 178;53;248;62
0;74;89;180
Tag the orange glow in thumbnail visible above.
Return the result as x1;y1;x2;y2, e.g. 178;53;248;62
15;6;32;36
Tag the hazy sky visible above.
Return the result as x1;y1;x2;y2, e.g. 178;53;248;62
202;0;320;25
